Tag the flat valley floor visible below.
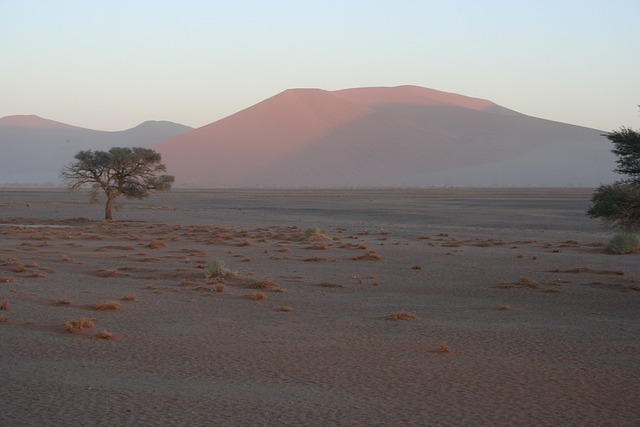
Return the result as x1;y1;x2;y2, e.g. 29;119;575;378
0;188;638;426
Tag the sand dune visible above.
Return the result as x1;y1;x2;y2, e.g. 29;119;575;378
0;117;192;184
0;114;81;129
155;85;616;187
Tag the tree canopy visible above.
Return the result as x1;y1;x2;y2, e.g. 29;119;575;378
587;126;640;233
60;147;174;220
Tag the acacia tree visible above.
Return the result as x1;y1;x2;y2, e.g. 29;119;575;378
60;147;175;220
587;126;640;232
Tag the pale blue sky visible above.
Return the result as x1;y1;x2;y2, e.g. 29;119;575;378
1;0;638;131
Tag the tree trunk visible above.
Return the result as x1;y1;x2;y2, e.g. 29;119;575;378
105;196;114;220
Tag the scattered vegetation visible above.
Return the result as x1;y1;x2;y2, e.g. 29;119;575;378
147;240;166;249
276;305;294;312
121;294;138;302
303;227;322;241
607;233;640;254
65;317;95;332
1;298;8;311
353;251;382;261
95;300;121;311
249;292;267;301
249;279;283;292
204;258;229;279
94;330;115;340
383;311;419;321
440;341;451;353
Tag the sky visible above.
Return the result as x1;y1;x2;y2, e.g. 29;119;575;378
1;0;639;132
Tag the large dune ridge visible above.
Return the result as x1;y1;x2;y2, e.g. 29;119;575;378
154;85;617;187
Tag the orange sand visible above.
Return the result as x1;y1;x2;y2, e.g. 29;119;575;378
0;188;638;426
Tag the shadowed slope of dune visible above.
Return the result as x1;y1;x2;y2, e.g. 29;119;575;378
155;85;615;187
154;88;374;185
0;118;193;184
0;115;81;129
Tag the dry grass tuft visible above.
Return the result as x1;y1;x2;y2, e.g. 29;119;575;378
249;279;283;292
52;298;72;306
1;298;8;311
276;305;294;312
440;341;451;353
94;329;115;340
0;278;16;283
215;284;225;293
317;282;344;288
147;240;167;249
95;300;121;311
498;304;512;311
13;262;26;273
121;294;138;302
249;292;267;301
353;252;382;261
383;311;419;321
65;317;95;332
519;276;540;288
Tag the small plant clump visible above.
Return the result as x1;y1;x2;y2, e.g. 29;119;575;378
303;227;322;241
66;317;95;332
440;341;451;353
383;311;419;321
94;330;115;340
276;305;294;312
1;298;8;311
607;233;640;255
95;300;121;311
249;292;267;301
204;258;229;279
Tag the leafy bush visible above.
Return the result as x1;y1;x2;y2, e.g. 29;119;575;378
607;233;640;254
303;227;321;241
205;258;228;278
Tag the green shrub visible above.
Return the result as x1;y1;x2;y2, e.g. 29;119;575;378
204;258;228;278
303;227;321;241
607;233;640;254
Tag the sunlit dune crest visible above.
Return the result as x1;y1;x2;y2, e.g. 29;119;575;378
154;85;616;187
333;85;504;111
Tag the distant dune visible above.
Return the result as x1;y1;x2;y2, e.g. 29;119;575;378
0;115;81;130
0;117;193;184
154;85;617;187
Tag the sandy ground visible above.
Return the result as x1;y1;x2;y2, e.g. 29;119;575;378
0;188;638;426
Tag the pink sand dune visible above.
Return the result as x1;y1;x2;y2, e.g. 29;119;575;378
154;85;615;187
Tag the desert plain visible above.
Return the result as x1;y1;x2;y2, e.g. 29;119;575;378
0;187;638;426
